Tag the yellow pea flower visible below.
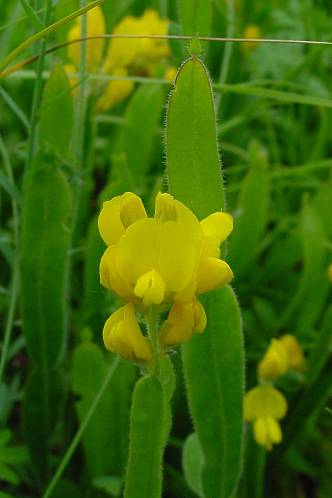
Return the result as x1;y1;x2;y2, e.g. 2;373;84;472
103;303;152;362
67;5;105;73
159;298;207;347
244;385;287;451
104;9;169;75
258;338;289;381
242;24;262;52
98;192;233;307
95;68;135;111
66;8;172;110
280;334;306;372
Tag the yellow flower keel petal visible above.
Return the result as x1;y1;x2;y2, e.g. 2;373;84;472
134;270;166;306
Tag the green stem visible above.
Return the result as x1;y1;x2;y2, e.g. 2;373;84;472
147;306;160;377
42;357;120;498
0;133;20;385
215;0;235;112
25;0;52;173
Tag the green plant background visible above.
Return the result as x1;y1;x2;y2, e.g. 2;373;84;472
0;1;332;497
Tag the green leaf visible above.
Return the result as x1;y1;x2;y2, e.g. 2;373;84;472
277;201;327;332
182;433;204;497
71;341;135;477
228;141;270;276
124;376;166;498
272;356;332;463
40;61;73;158
0;463;19;485
93;475;123;497
81;215;109;330
240;430;266;498
166;55;244;498
114;84;163;188
18;0;43;31
308;305;332;383
182;287;244;498
166;57;225;218
21;367;64;479
21;165;71;366
177;0;212;36
215;82;332;109
159;356;176;444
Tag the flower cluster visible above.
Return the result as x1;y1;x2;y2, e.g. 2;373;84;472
245;334;305;450
98;192;233;365
66;7;175;110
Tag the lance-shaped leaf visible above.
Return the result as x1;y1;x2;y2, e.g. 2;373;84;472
166;56;244;498
21;165;71;366
124;376;166;498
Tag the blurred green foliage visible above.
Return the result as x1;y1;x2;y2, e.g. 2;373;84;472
0;0;332;497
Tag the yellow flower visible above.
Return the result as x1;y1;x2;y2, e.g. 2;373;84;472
258;339;289;381
67;5;105;73
103;303;152;362
280;334;306;372
99;192;233;307
104;10;169;75
66;8;173;110
95;68;135;111
242;24;262;52
159;298;207;347
244;385;287;451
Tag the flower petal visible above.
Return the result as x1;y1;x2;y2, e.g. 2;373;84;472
98;192;147;246
196;258;233;294
244;385;287;421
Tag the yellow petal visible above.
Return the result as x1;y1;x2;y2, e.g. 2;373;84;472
244;385;287;422
200;212;233;243
99;246;136;301
117;218;162;282
258;339;289;381
279;334;306;372
266;417;282;444
160;298;207;347
134;269;165;306
67;6;105;72
192;298;207;333
154;193;203;239
96;69;135;111
103;16;141;73
196;258;233;294
253;418;271;450
117;219;198;294
103;304;151;362
156;221;198;291
98;192;147;246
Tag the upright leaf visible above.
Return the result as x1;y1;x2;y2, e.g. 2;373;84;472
277;201;327;332
39;61;74;158
21;367;64;479
114;84;163;188
21;166;71;366
166;57;244;498
228;141;270;277
166;57;225;218
124;376;166;498
183;288;244;498
177;0;212;36
71;341;135;477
